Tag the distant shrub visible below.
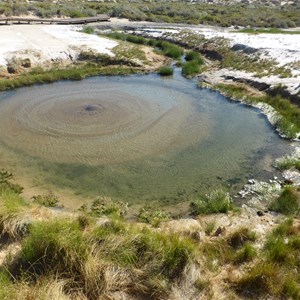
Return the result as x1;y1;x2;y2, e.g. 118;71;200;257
160;42;183;59
126;34;145;44
32;192;61;208
269;186;300;215
158;66;173;76
190;190;232;215
68;9;84;18
182;61;199;77
90;196;128;217
0;170;23;194
185;51;203;64
83;26;94;34
138;206;170;227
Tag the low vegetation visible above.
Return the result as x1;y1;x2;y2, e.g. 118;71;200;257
1;1;299;28
106;32;184;60
158;66;173;76
276;157;300;171
0;64;143;92
138;206;170;227
82;26;94;34
0;177;198;299
190;189;233;215
269;186;300;215
236;28;300;34
233;219;300;299
0;170;299;299
32;192;61;208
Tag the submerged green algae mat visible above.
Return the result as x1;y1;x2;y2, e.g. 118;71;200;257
0;70;291;204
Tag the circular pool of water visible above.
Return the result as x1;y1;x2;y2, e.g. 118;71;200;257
0;71;292;204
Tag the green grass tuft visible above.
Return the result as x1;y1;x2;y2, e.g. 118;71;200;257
185;51;203;64
82;26;94;34
32;192;61;208
227;227;256;249
190;189;233;215
234;263;280;297
235;243;257;264
138;206;170;227
158;66;173;76
182;51;204;77
18;218;87;279
269;186;300;215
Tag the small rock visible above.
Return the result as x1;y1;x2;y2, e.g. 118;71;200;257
21;58;31;68
159;219;202;235
257;211;264;217
7;63;19;74
213;226;225;236
283;170;300;186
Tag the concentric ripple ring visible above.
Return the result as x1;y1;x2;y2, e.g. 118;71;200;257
0;78;209;165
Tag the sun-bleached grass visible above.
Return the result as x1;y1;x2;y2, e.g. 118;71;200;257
0;190;30;240
232;219;300;299
0;213;198;299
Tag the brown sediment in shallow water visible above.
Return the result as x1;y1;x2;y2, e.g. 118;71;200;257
0;80;210;166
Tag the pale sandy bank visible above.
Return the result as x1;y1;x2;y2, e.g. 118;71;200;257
0;24;118;67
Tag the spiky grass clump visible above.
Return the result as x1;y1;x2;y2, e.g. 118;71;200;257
138;206;170;227
2;215;198;299
82;26;94;34
265;219;300;265
279;159;300;171
185;51;203;64
182;51;204;77
234;262;281;297
226;227;256;249
234;243;257;264
269;186;300;215
182;61;199;77
90;222;196;280
158;66;174;76
14;218;86;280
190;189;233;215
232;219;300;299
